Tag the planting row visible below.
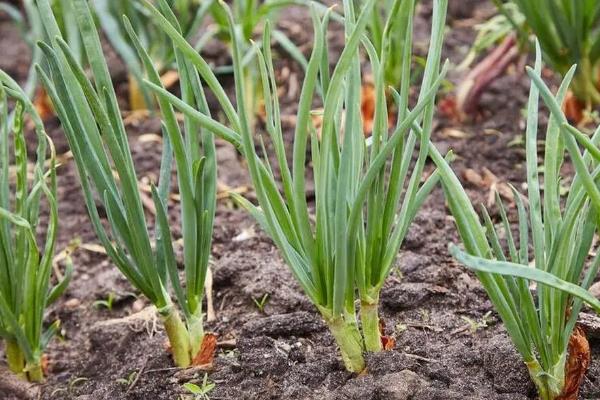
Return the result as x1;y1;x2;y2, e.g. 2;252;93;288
1;1;600;399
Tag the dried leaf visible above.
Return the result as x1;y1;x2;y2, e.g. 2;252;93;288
56;150;73;165
192;333;217;366
463;169;484;187
33;86;54;120
80;243;107;254
138;134;163;143
563;91;583;125
360;81;397;137
40;354;49;376
138;189;156;215
160;70;180;89
481;168;499;187
286;72;299;101
361;82;376;135
438;96;463;121
378;319;396;350
441;128;470;139
123;110;151;126
482;168;514;206
495;183;515;203
381;335;396;350
557;326;590;400
311;108;324;140
205;268;216;323
463;168;513;207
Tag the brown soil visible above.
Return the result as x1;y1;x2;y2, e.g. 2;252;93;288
1;2;600;400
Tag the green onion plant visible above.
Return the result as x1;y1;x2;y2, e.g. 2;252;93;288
364;0;416;91
94;0;217;110
492;0;600;106
457;2;525;71
0;70;71;381
34;0;216;368
0;0;83;99
95;0;315;111
208;0;324;65
209;0;332;127
0;0;43;98
141;0;448;372
435;43;600;400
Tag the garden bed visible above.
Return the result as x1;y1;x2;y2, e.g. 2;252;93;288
1;1;600;399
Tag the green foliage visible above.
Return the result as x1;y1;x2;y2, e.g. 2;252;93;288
460;311;492;333
440;43;600;400
34;0;216;367
365;0;418;90
252;293;270;313
0;0;83;98
457;2;525;70
493;0;600;105
208;0;332;124
182;374;215;400
94;0;318;110
94;0;216;108
93;292;116;311
116;371;138;387
0;70;71;382
141;0;448;372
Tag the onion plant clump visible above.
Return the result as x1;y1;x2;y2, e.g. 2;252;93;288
34;0;216;368
364;0;417;91
492;0;600;106
94;0;216;110
434;44;600;400
0;0;83;99
208;0;327;127
457;2;525;71
141;0;448;372
207;0;330;69
95;0;314;111
0;71;71;381
0;0;43;98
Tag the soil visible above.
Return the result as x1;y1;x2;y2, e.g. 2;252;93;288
1;2;600;400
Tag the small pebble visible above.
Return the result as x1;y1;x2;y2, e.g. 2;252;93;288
64;298;81;309
131;299;145;312
275;341;291;353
